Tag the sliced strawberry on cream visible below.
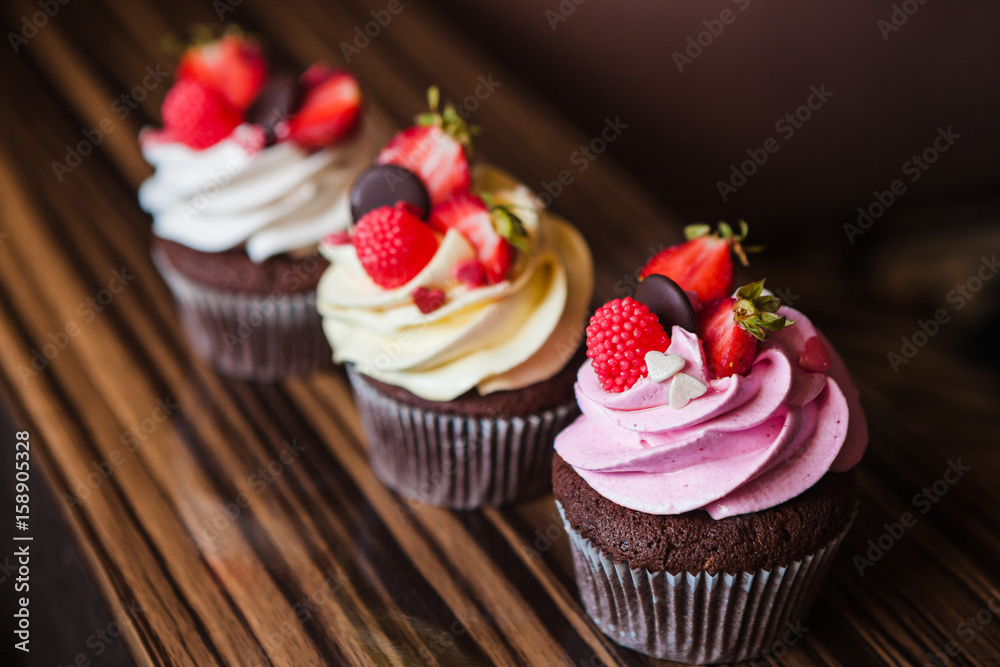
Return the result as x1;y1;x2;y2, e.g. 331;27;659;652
285;67;362;149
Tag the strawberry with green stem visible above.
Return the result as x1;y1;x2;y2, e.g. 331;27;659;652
641;221;763;303
377;86;478;205
698;280;794;378
176;30;267;111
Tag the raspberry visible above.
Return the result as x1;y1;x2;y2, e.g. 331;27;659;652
161;79;241;150
353;204;439;288
586;297;671;393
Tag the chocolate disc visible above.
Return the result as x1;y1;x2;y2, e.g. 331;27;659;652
247;74;302;142
634;274;698;334
350;164;431;222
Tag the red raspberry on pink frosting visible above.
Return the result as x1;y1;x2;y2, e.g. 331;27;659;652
586;297;671;393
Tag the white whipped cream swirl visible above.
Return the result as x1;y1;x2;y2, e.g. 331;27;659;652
138;121;379;261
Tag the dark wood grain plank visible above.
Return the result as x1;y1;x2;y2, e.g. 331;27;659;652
1;0;998;665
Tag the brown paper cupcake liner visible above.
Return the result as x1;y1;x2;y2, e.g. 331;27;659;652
558;501;856;664
348;366;579;509
153;248;331;381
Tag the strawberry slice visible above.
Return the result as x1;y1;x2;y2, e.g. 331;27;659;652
697;280;793;378
452;258;487;287
285;67;362;149
430;194;511;284
376;86;476;205
377;126;470;205
177;34;267;110
641;221;756;303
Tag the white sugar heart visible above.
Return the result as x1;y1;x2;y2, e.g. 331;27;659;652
668;372;707;409
644;351;685;384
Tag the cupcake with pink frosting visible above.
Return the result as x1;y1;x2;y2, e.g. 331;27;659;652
553;223;867;663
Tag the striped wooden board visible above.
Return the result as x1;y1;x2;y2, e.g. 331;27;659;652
1;0;999;664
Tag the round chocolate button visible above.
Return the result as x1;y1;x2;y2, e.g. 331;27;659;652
247;74;302;143
634;274;698;334
350;164;431;222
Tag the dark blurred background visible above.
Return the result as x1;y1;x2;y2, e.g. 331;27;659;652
436;0;999;238
434;0;1000;391
3;3;999;665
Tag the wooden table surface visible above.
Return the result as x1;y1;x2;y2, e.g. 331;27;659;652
2;0;999;665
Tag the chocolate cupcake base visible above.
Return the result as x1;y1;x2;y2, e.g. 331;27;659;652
553;455;858;663
560;500;853;664
347;366;579;508
153;246;332;381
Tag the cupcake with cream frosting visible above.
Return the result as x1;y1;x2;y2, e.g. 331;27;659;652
139;31;379;380
553;223;867;663
317;88;593;508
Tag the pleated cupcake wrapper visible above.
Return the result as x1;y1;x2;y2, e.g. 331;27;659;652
153;248;331;382
348;366;579;509
558;501;857;664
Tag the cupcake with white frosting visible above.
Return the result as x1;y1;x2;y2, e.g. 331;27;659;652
317;88;594;507
139;31;379;380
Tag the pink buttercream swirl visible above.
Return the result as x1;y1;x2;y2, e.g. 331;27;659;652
554;306;867;519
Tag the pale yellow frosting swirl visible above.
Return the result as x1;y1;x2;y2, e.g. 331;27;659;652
317;165;593;401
